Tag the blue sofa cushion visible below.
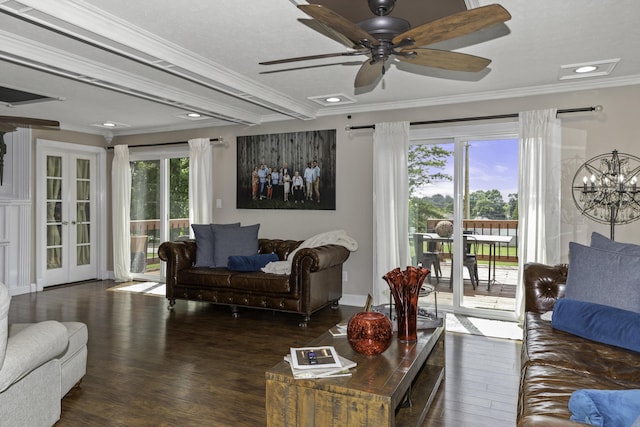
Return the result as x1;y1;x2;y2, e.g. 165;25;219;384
565;242;640;313
591;232;640;256
569;388;640;427
213;224;260;267
228;253;279;272
191;223;240;267
552;298;640;352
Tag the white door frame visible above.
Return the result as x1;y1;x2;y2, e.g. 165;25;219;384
35;139;107;290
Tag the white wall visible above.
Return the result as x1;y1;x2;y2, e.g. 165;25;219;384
39;84;640;303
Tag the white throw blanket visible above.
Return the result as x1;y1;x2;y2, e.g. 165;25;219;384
261;229;358;275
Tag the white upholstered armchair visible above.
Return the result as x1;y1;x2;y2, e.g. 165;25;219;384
0;283;88;426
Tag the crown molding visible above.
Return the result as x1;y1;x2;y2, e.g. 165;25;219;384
314;74;640;117
0;0;318;121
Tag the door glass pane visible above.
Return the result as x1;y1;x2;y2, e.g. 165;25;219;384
460;139;519;313
130;160;160;274
76;158;91;266
169;157;190;240
46;156;63;270
408;142;454;310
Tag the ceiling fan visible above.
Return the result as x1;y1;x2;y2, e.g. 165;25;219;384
0;116;59;185
260;0;511;88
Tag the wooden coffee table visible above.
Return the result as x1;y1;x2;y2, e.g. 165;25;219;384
265;324;445;426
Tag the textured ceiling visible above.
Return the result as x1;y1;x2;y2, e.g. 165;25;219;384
0;0;639;137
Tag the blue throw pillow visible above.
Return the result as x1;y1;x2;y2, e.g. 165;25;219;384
565;242;640;313
552;298;640;352
191;223;240;267
591;232;640;256
212;224;260;268
569;389;640;427
228;253;279;272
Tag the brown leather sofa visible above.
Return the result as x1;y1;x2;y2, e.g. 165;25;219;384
518;263;640;426
158;238;350;326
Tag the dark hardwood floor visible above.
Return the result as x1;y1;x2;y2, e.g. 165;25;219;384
8;280;520;426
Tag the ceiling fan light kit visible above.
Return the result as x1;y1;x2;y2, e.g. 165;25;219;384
261;1;511;88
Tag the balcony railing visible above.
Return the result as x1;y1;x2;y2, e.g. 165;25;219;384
421;219;518;264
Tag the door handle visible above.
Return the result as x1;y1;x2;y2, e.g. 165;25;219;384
71;220;77;225
61;221;69;225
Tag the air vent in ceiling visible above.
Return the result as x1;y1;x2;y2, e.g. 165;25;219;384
0;86;56;106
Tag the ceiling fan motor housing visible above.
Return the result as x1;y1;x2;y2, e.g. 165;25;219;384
358;16;410;41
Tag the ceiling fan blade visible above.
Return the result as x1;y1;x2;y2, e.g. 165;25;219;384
300;18;358;49
397;48;491;72
260;50;367;66
392;4;511;47
0;116;59;128
298;4;378;46
354;60;383;88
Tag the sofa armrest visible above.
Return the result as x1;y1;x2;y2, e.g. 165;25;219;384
158;240;197;294
0;320;68;392
291;245;351;273
523;263;568;313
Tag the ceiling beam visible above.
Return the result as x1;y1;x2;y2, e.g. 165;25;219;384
0;0;319;121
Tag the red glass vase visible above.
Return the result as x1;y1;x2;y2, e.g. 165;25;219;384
347;311;393;356
383;266;429;342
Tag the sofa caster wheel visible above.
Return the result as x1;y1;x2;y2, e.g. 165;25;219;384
331;300;339;309
167;299;175;310
230;306;239;318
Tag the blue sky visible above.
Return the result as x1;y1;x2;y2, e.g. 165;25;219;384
415;139;519;201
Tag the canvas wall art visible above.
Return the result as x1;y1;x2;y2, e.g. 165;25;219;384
237;129;336;210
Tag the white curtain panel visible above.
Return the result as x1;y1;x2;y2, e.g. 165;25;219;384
188;138;214;228
112;144;132;282
516;109;562;319
372;121;411;305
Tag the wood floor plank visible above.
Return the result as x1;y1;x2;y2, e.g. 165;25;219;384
7;280;521;426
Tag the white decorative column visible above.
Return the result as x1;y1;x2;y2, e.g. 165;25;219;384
0;129;33;295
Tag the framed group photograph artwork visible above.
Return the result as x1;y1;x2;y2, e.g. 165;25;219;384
236;129;336;210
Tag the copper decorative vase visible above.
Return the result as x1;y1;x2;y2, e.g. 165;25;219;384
383;266;429;342
347;311;393;356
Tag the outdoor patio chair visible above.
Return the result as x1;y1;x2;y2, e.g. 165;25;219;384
463;234;480;290
446;234;479;289
413;234;442;284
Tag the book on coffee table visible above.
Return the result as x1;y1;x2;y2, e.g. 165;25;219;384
284;353;357;379
289;346;341;369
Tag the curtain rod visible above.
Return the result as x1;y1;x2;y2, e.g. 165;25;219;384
345;105;603;131
106;137;224;150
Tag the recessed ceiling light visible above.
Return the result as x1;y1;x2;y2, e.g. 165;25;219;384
559;59;620;80
91;121;130;129
308;93;356;106
177;112;209;121
575;66;598;73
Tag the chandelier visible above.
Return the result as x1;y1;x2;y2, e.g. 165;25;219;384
571;150;640;240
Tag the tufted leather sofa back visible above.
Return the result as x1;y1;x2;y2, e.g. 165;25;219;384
523;263;568;313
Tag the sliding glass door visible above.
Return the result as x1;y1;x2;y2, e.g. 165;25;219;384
409;123;520;320
129;147;190;281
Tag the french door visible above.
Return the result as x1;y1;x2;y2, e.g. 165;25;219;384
36;140;106;288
